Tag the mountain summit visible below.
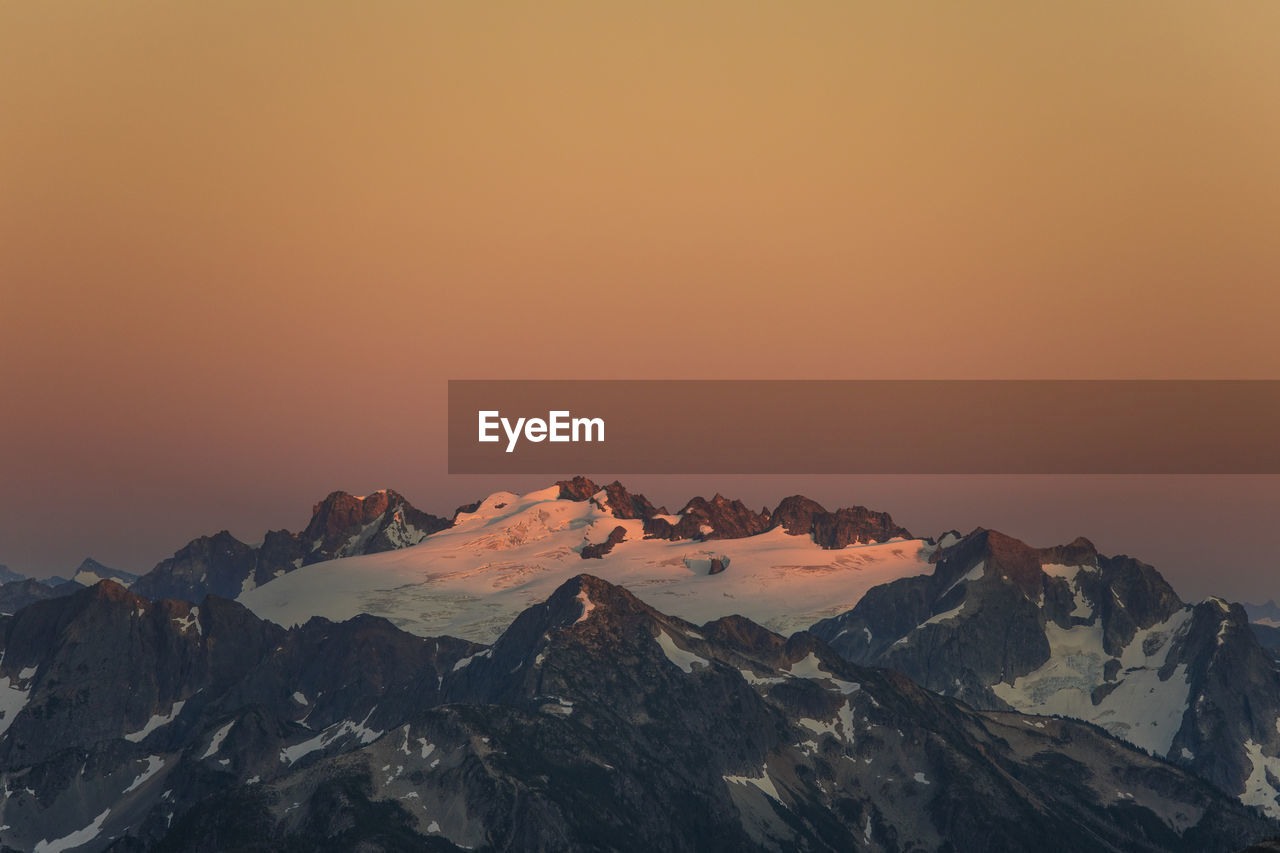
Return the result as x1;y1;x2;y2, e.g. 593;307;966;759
130;489;450;602
811;526;1280;816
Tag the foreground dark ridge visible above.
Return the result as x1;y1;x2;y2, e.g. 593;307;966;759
0;577;1272;852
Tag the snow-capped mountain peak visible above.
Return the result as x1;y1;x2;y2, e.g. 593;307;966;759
70;558;139;587
236;483;929;643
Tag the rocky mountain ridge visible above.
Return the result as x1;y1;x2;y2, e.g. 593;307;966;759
128;490;451;602
810;527;1280;817
0;576;1272;852
0;559;135;617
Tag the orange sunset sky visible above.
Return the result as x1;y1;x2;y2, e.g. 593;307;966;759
1;3;1278;599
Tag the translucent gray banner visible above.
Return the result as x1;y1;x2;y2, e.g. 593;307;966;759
448;380;1280;474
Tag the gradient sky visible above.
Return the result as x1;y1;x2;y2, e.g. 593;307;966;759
2;3;1278;601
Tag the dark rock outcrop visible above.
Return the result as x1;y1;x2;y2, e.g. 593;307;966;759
810;505;912;548
580;526;627;559
555;476;600;501
769;495;829;536
644;494;771;541
556;477;664;520
130;530;260;602
598;480;662;519
452;499;482;517
301;490;450;564
758;495;915;548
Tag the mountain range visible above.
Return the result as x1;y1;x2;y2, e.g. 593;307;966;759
1;478;1278;851
0;575;1273;852
0;560;138;617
